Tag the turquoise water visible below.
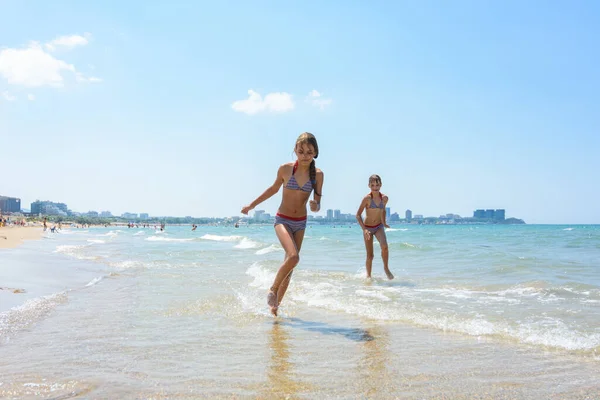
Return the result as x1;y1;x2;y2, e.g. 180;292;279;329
1;224;599;398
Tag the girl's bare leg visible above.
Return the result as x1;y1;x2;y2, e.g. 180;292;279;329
374;228;393;279
276;229;305;307
363;231;374;278
268;225;303;315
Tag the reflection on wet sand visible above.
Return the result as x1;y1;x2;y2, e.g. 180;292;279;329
263;321;306;399
357;325;391;398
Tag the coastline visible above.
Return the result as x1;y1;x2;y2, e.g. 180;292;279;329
0;225;44;250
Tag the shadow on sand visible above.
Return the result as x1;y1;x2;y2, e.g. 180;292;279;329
277;318;375;342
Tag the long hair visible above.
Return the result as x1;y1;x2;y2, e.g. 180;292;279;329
295;132;320;196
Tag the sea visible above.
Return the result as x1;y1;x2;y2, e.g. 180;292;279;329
1;224;599;399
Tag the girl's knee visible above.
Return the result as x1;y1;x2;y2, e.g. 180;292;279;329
366;253;375;261
287;253;300;266
380;244;389;252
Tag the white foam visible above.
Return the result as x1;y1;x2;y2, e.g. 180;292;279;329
133;231;145;236
98;231;119;237
255;244;282;255
110;260;146;269
145;236;193;242
0;292;68;340
234;238;261;249
54;244;84;253
355;289;391;301
201;234;243;242
245;262;275;289
286;275;600;351
85;276;103;287
86;239;106;244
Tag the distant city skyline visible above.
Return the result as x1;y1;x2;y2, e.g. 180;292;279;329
2;194;523;223
1;2;599;224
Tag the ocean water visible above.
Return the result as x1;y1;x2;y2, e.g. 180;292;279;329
1;224;599;398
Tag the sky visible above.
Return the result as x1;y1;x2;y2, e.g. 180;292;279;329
1;1;599;224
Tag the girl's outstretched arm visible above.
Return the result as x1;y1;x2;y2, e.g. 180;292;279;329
309;169;324;212
241;165;285;214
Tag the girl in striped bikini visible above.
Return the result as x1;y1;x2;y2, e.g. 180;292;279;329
241;133;324;316
355;174;394;280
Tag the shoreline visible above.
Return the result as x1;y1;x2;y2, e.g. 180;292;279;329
0;226;44;250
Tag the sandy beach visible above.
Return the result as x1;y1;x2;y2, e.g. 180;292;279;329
0;225;44;250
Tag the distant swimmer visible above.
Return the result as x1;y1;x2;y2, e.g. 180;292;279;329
234;221;239;228
192;224;197;231
241;133;324;316
356;174;394;280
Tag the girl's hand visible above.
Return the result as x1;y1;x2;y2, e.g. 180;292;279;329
309;200;319;212
384;223;390;228
363;229;372;240
241;205;253;215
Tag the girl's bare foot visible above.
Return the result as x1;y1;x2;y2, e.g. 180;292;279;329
385;270;394;280
267;290;278;316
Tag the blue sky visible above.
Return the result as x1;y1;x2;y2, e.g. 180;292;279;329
1;1;599;224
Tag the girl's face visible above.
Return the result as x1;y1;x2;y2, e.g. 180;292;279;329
369;180;382;192
295;143;316;165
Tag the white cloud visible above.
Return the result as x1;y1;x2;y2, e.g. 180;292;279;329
27;94;35;101
231;89;295;115
45;33;91;52
0;38;99;88
2;91;16;101
75;72;102;83
307;89;332;110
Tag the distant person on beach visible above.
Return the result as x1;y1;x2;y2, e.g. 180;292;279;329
356;174;394;280
43;217;47;231
192;224;197;231
241;132;324;316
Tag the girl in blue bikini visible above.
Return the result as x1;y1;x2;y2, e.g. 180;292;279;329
356;174;394;280
241;133;324;316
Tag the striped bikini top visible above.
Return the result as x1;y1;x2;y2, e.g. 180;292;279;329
368;192;385;209
284;161;314;193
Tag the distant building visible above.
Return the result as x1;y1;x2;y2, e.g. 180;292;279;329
87;211;99;217
100;211;113;217
405;209;412;221
414;214;424;220
390;212;400;222
494;209;505;221
139;213;149;220
0;196;21;213
121;212;138;219
334;209;341;219
385;207;391;217
326;209;334;220
254;210;265;220
473;209;506;220
31;200;68;216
